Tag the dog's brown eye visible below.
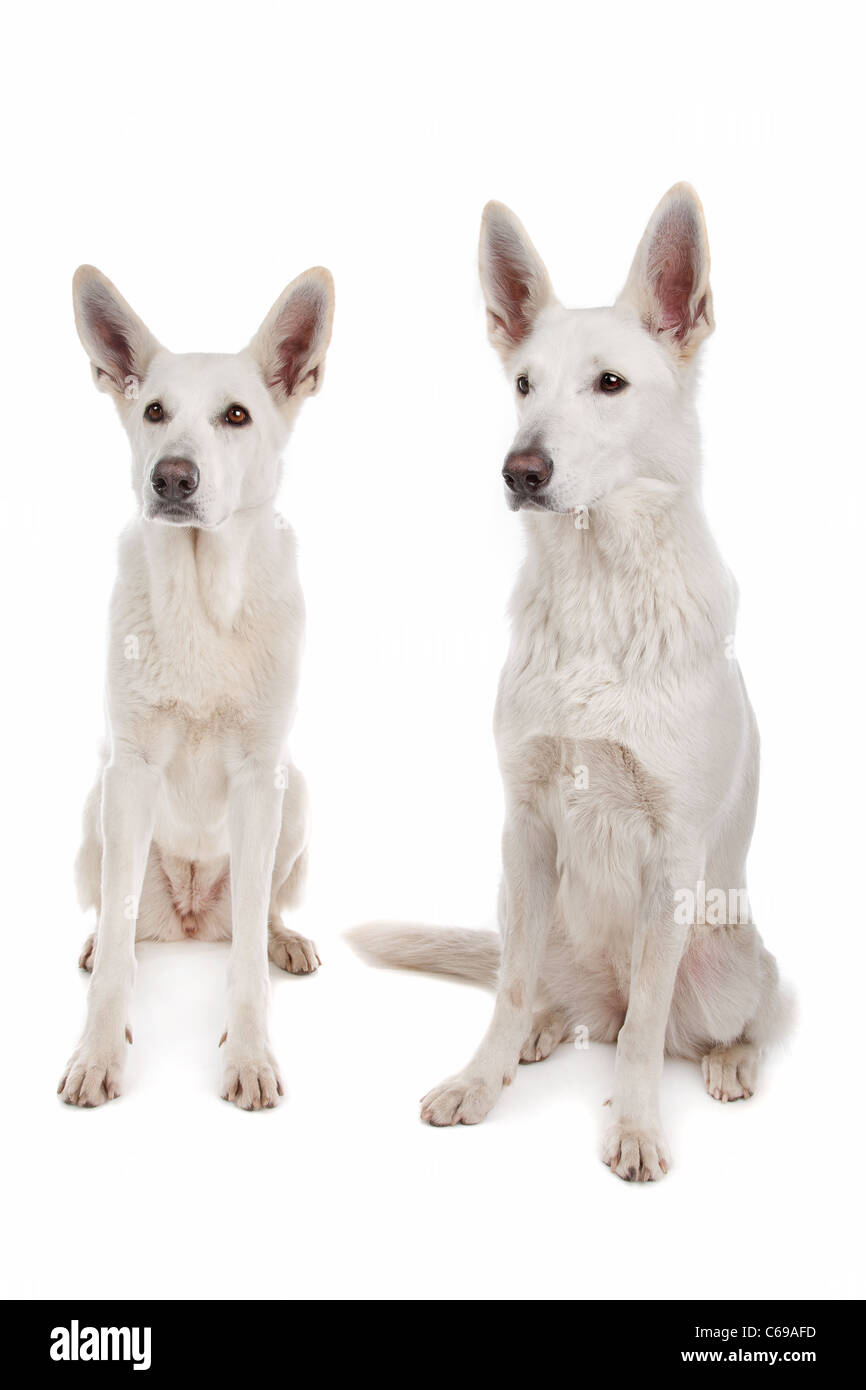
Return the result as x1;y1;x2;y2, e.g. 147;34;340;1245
225;404;249;426
516;375;530;396
598;372;627;393
144;401;164;422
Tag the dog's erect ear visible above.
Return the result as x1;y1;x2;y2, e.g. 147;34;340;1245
249;268;335;403
618;183;714;360
73;266;161;396
479;202;554;359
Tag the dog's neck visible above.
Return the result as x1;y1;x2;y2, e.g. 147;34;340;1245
517;478;734;672
140;503;284;634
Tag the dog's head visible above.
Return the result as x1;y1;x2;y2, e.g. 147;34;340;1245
73;266;335;529
479;184;714;514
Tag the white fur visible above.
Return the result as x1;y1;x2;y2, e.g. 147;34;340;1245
349;185;792;1179
59;264;333;1109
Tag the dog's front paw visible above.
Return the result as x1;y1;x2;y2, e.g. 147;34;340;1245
268;927;320;975
58;1028;128;1107
78;933;96;971
420;1072;503;1126
220;1037;283;1111
602;1120;671;1182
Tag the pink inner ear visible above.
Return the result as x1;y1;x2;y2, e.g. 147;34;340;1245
488;232;535;345
83;289;135;382
647;207;699;339
269;290;323;396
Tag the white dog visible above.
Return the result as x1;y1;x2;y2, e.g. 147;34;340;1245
350;185;792;1179
59;263;334;1109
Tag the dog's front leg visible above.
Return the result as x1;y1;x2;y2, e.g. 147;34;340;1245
603;868;693;1181
421;811;556;1126
221;757;284;1110
59;756;159;1106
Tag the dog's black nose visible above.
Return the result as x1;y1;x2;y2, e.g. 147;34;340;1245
502;449;553;496
151;457;200;502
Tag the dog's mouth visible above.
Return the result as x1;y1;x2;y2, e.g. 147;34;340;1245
507;492;555;514
144;501;203;527
506;491;594;522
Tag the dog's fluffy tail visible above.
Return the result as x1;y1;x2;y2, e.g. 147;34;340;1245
346;922;501;987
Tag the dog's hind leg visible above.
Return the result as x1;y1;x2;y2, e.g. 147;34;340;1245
701;1042;758;1102
519;1008;573;1064
78;933;97;971
268;911;319;974
700;938;794;1102
267;762;319;976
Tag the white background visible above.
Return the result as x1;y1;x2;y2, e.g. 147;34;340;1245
1;0;863;1301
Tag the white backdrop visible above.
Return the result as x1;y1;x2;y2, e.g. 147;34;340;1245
1;0;863;1301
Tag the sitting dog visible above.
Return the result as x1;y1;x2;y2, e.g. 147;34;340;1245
350;186;791;1179
59;263;333;1109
